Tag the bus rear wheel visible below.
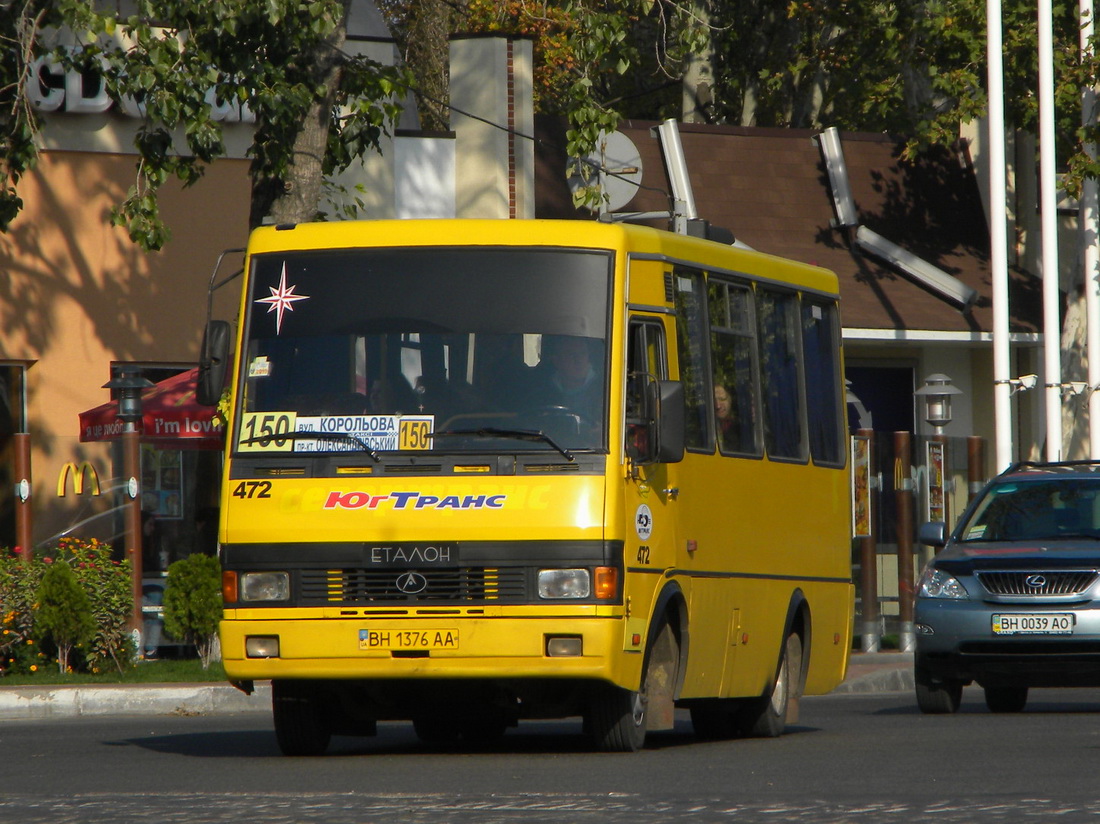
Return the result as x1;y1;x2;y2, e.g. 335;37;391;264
735;631;800;738
272;680;331;756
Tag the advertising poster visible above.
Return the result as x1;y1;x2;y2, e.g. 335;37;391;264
926;440;945;523
851;435;871;538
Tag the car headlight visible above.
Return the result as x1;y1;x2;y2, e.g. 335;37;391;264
239;572;290;602
538;569;591;599
918;568;968;599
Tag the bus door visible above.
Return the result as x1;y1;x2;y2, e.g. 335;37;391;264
623;315;680;644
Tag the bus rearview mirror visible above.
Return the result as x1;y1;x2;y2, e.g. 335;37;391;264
197;320;231;406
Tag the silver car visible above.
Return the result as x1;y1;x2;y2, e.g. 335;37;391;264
915;461;1100;713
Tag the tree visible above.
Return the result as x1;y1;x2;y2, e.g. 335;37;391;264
5;0;409;249
706;0;1100;192
34;560;96;674
163;554;222;669
0;1;60;231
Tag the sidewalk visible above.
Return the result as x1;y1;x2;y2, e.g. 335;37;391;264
0;652;913;720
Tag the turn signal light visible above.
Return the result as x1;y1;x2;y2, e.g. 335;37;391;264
594;566;618;600
222;570;238;603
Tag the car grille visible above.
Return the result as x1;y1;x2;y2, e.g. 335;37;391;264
300;567;528;604
976;569;1099;597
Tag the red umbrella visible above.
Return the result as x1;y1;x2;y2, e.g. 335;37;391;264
79;367;224;450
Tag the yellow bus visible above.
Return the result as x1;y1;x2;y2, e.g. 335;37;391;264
201;219;853;755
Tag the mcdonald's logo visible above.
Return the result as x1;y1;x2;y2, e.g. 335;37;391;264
57;462;102;497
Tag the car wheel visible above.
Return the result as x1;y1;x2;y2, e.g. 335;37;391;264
914;664;963;714
984;685;1028;713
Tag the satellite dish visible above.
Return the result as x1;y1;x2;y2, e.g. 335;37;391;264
567;131;644;213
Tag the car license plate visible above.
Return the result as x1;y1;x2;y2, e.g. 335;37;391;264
359;628;459;650
992;613;1075;635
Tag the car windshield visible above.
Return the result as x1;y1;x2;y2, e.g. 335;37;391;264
959;477;1100;541
235;247;612;455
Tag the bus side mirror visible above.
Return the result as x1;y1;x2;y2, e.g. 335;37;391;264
197;320;231;406
654;380;685;464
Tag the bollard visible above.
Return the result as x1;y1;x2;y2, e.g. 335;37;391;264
894;431;916;653
13;433;32;561
856;430;880;653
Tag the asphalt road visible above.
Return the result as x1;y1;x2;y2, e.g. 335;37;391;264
4;685;1100;823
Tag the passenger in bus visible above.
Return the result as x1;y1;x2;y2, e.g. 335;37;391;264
525;335;602;421
715;382;754;452
715;384;736;443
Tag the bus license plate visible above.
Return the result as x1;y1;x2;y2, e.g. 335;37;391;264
992;613;1074;635
359;628;459;650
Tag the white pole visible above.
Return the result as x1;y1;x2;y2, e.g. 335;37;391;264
1082;0;1100;458
1039;0;1063;460
989;0;1014;471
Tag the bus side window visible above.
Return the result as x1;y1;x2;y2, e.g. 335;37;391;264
801;299;844;466
708;279;761;457
757;288;807;461
672;269;711;452
626;319;666;461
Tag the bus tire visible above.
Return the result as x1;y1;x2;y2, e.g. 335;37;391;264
587;617;679;752
272;680;331;756
736;631;799;738
588;683;647;752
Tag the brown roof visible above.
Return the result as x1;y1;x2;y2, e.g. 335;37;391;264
534;118;1039;335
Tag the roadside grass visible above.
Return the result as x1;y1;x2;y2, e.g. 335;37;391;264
0;657;226;686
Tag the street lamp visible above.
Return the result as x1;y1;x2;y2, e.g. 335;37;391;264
103;368;152;657
915;373;962;431
104;368;153;427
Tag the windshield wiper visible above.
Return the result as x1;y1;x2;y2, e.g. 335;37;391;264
434;427;575;462
239;431;381;462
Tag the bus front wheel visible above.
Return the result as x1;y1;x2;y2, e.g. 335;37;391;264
587;618;678;752
272;680;331;756
587;683;647;752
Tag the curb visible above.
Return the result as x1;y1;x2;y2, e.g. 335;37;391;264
0;682;271;720
831;652;914;694
0;653;914;719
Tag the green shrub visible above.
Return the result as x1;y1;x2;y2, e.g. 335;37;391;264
0;550;46;675
55;537;135;672
164;554;222;669
0;538;135;677
35;560;96;674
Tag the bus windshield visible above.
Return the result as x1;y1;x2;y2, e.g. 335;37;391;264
237;247;612;455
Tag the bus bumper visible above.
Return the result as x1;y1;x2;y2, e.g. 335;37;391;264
220;614;640;687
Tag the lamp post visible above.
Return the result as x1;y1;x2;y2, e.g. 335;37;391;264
916;373;961;432
915;372;962;530
103;368;153;656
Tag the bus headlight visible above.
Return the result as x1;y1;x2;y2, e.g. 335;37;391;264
538;569;591;599
240;572;290;602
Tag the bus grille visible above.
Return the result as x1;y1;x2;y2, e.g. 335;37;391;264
976;570;1099;597
300;567;528;604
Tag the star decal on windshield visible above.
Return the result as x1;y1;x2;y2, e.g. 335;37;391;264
256;263;310;334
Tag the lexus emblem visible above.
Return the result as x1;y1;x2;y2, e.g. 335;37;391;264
396;572;428;594
1025;574;1047;589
